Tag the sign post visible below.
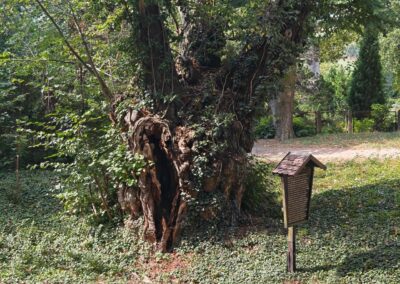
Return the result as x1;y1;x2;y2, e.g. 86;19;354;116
273;152;326;273
287;226;296;273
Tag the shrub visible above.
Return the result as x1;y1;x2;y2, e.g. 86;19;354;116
321;120;345;134
242;158;281;218
354;118;374;132
370;103;393;131
293;116;316;137
254;116;275;139
26;106;146;223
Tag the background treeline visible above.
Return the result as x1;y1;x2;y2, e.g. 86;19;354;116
255;8;400;139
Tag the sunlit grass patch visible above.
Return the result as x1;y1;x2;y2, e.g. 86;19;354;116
280;132;400;148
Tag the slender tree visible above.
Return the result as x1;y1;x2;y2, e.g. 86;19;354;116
348;25;385;117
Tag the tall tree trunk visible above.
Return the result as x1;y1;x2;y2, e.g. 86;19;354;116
273;65;296;141
115;1;313;251
115;2;250;252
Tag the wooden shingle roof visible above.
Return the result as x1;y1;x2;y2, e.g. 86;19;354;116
272;152;326;176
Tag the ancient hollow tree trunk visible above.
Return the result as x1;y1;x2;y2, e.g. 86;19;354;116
116;2;249;252
37;0;385;252
118;0;315;252
115;1;313;251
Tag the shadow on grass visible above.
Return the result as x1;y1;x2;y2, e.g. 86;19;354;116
337;243;400;276
308;179;400;275
3;170;398;278
310;179;399;230
180;177;399;277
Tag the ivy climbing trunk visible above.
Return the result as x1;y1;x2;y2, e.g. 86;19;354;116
113;1;313;252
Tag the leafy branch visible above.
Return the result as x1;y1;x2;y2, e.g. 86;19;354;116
34;0;113;100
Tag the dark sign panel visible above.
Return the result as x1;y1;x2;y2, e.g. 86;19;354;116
283;168;312;227
273;152;326;272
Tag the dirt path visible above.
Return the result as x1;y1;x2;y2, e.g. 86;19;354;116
253;139;400;162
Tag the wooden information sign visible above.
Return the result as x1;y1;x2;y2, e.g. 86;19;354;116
273;152;326;272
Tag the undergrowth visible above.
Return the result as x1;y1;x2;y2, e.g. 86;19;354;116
0;170;150;283
1;158;399;283
242;157;281;218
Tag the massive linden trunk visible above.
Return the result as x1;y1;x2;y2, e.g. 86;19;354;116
110;1;312;252
117;112;249;251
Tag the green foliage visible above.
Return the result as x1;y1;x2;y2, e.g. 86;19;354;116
2;151;400;283
0;54;46;169
0;170;150;283
296;62;351;135
324;63;353;111
316;77;336;111
293;116;316;137
354;118;375;133
348;26;385;116
296;64;327;113
370;103;393;131
319;30;360;62
0;1;71;169
301;75;336;113
27;101;142;222
0;0;146;220
25;102;146;221
0;0;398;265
352;104;394;132
321;120;346;135
254;116;275;139
242;158;281;217
381;28;400;96
188;111;235;195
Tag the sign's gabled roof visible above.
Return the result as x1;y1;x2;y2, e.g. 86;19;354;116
272;152;327;176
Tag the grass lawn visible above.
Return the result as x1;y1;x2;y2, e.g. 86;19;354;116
276;132;400;148
0;159;399;283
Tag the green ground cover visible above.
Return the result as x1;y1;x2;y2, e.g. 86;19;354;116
175;159;400;283
0;158;399;283
0;171;150;283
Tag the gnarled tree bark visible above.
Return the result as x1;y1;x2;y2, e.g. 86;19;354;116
116;1;314;251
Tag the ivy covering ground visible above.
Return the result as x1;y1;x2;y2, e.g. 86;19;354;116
0;159;399;283
0;171;150;283
176;159;400;283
